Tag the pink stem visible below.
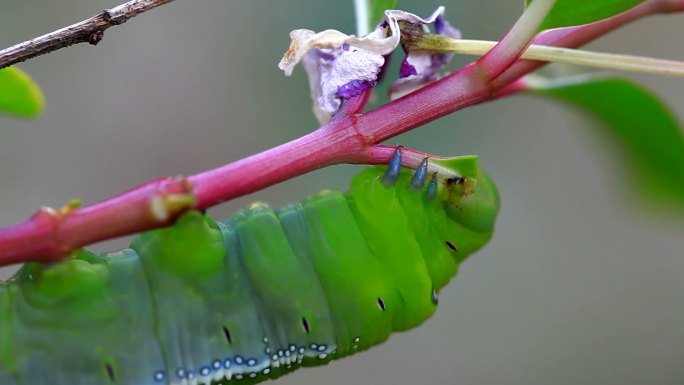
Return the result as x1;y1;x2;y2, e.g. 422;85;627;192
477;0;557;80
492;0;666;89
191;89;373;207
0;176;193;265
191;124;362;208
0;0;679;265
357;145;441;168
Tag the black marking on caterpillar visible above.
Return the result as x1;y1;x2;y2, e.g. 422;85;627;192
301;317;311;334
223;325;233;345
377;297;387;312
445;241;458;252
105;363;116;382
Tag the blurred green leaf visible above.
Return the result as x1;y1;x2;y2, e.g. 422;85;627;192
0;67;45;118
526;0;644;29
354;0;397;36
532;76;684;207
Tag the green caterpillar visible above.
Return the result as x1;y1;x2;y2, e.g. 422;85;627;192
0;149;499;385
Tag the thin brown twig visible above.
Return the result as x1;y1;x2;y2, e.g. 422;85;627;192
0;0;177;69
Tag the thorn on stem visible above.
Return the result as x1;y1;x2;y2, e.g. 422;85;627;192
58;199;82;217
149;194;196;223
35;206;59;221
88;31;105;45
149;177;196;223
102;9;113;22
101;8;125;25
35;199;81;223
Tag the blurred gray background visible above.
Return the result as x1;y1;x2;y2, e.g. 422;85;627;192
1;1;683;384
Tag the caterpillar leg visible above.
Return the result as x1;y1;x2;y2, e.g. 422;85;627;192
381;146;431;197
409;158;429;192
426;173;438;200
381;146;402;187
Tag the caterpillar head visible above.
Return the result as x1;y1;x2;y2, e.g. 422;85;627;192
443;165;500;234
432;155;500;260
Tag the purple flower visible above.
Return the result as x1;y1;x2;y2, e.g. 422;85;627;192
298;44;384;124
400;53;418;78
279;7;460;124
337;80;375;99
391;10;462;100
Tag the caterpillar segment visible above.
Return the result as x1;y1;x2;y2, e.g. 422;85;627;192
0;149;499;385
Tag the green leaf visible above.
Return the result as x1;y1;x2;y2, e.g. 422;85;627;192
526;0;645;29
532;76;684;208
354;0;397;36
0;67;45;118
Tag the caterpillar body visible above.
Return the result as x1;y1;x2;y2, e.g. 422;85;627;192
0;153;499;385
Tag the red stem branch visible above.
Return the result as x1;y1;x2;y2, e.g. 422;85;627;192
0;0;680;265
